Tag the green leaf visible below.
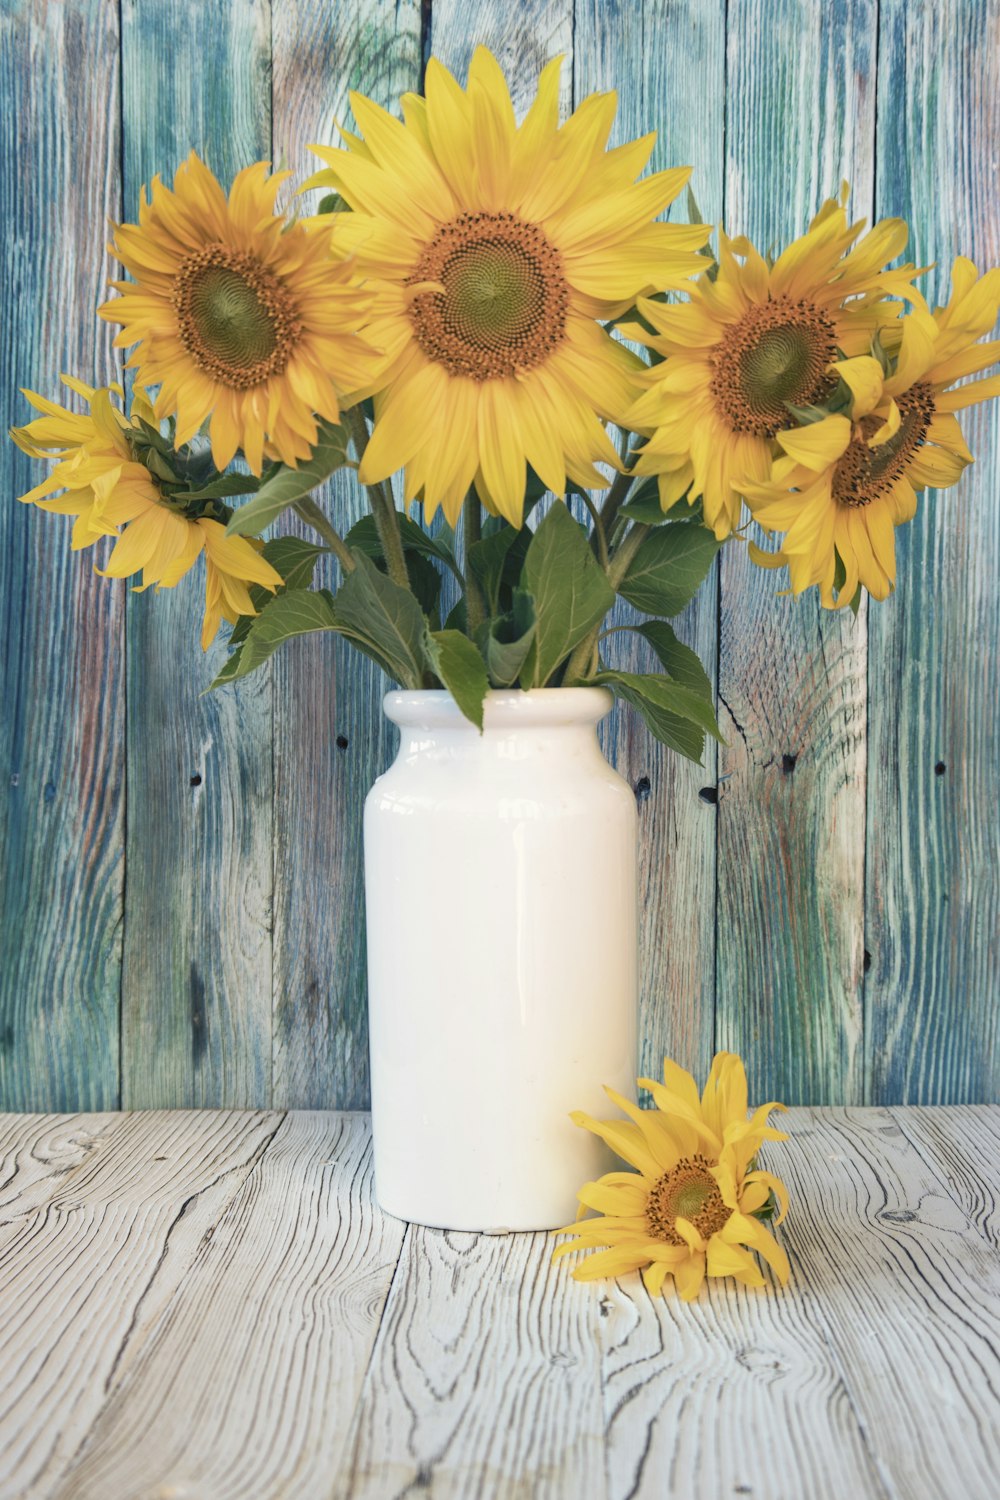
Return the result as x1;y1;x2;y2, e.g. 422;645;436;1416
443;597;468;633
317;192;349;214
211;588;341;687
225;419;349;536
597;671;707;763
468;526;519;615
422;628;489;729
346;512;459;576
477;591;536;687
229;536;328;645
620;477;703;527
832;549;863;617
520;503;615;688
344;514;443;620
210;642;246;687
331;550;427;687
596;669;723;744
179;473;262;502
617;523;721;617
636;621;714;702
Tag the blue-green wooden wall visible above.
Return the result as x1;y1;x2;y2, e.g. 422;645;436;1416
1;0;997;1111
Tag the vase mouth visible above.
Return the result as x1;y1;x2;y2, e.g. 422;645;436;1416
383;686;614;730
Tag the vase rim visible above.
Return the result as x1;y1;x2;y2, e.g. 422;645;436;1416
383;686;614;730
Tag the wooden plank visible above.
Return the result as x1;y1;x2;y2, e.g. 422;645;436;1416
52;1114;405;1500
892;1104;1000;1248
715;0;875;1104
596;1260;895;1500
594;1104;1000;1499
776;1107;999;1498
338;1223;606;1498
0;1113;121;1232
118;0;274;1108
0;0;124;1111
575;0;725;1085
0;1109;281;1500
866;0;1000;1103
269;0;422;1110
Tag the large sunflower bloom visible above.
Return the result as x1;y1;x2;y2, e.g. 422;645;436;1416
554;1053;790;1301
744;258;1000;607
99;154;379;475
10;378;282;649
305;47;711;525
623;193;922;538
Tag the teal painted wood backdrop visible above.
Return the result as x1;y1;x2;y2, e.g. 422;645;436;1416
1;0;997;1111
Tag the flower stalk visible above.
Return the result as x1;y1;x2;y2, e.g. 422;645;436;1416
343;405;411;591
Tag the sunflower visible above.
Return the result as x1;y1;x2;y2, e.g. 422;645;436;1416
10;377;283;649
553;1052;790;1301
304;47;712;525
743;258;1000;607
98;153;379;476
623;191;923;538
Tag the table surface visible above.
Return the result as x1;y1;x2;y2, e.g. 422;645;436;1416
0;1107;998;1500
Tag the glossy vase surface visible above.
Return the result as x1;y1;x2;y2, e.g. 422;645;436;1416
363;687;638;1231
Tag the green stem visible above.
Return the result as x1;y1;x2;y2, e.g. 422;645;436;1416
344;404;411;591
463;490;487;634
581;492;609;570
608;522;650;591
561;523;651;687
600;466;636;544
293;498;355;574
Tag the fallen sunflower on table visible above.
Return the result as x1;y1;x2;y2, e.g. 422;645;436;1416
555;1053;790;1301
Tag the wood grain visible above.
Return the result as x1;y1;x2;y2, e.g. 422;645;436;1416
866;0;1000;1104
0;1109;281;1499
1;1107;998;1499
269;0;422;1111
118;0;275;1108
892;1103;1000;1248
0;0;124;1111
338;1222;607;1499
772;1107;1000;1499
594;1105;1000;1500
576;0;726;1087
715;0;875;1105
1;2;998;1113
51;1113;405;1500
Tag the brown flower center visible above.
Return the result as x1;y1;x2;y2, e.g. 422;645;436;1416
173;244;302;390
645;1155;730;1247
407;213;568;380
710;295;838;437
831;381;936;508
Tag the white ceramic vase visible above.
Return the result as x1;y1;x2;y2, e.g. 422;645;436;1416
363;687;638;1231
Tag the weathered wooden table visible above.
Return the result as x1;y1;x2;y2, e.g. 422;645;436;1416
1;1108;997;1499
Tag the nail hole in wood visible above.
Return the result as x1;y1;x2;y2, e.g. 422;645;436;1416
934;761;946;777
699;785;718;805
781;753;797;774
634;775;651;803
190;774;202;787
336;734;349;750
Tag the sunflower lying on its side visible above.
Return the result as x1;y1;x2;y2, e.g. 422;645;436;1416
554;1053;790;1301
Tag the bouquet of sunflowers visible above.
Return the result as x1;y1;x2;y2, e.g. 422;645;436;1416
11;48;1000;761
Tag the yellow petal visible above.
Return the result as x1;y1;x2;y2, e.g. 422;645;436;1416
833;355;884;417
776;415;852;470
